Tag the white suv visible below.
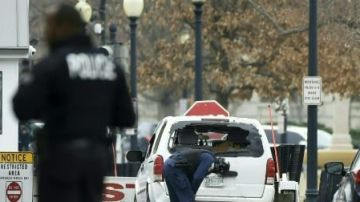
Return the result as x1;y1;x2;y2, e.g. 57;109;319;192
127;115;275;202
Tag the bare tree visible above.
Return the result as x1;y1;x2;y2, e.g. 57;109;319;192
30;0;360;111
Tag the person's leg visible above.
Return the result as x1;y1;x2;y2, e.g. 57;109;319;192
164;159;195;202
38;161;80;202
164;177;180;202
173;170;195;202
191;152;215;193
79;143;108;202
38;142;87;202
164;159;180;202
80;172;105;202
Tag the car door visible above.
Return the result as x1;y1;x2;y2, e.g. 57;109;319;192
135;121;166;201
135;134;154;202
333;150;360;202
349;150;360;201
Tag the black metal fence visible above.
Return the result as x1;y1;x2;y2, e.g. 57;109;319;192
270;144;305;182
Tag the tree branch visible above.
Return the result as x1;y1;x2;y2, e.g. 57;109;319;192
247;0;285;34
247;0;333;36
240;60;266;68
247;0;310;35
330;17;360;30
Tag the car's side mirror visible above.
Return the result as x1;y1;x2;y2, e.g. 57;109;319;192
324;162;345;176
126;150;144;162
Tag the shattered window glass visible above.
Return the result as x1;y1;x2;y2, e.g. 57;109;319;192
168;121;264;157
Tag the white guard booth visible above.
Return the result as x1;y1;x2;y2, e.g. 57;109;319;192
0;1;33;202
0;0;29;151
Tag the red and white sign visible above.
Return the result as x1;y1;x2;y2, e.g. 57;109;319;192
102;177;136;202
0;153;33;202
6;182;22;202
184;100;229;116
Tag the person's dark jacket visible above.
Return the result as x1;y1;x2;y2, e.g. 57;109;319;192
170;148;215;178
13;34;135;142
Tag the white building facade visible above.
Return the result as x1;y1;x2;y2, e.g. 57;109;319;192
0;0;29;151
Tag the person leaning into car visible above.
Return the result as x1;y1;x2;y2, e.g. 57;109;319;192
164;148;215;202
12;4;135;202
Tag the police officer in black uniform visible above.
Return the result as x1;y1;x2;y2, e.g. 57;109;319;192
12;4;135;202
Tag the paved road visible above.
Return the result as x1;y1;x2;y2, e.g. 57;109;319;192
31;171;317;202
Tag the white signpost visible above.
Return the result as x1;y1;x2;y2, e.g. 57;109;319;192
0;152;33;202
303;76;322;105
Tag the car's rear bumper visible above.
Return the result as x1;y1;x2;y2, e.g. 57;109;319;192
195;185;275;202
149;182;275;202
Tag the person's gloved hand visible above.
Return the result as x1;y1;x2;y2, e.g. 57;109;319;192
211;157;230;174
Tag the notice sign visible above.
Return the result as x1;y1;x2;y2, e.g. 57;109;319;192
303;76;322;105
0;152;33;202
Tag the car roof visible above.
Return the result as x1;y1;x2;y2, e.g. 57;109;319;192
162;115;262;126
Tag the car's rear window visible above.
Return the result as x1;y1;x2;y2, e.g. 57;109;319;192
167;121;264;157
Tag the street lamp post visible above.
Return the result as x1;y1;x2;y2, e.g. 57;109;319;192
109;23;117;45
123;0;144;150
99;0;107;44
276;99;288;144
192;0;206;101
129;18;138;100
306;0;318;201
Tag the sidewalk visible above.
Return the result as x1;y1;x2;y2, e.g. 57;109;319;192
299;170;322;201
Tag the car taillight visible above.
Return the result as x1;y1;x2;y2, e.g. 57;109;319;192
153;155;164;182
353;169;360;185
265;158;275;185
